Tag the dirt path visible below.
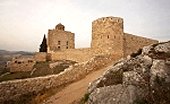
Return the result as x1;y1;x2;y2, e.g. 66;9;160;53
41;64;113;104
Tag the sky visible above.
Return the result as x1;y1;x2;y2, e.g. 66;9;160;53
0;0;170;52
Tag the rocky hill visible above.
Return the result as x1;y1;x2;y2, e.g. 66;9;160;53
0;50;33;56
85;41;170;104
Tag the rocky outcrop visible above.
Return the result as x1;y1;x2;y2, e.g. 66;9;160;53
86;41;170;104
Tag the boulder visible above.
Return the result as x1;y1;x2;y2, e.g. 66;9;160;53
86;41;170;104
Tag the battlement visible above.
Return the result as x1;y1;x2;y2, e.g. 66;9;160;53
46;16;157;62
91;16;124;54
92;16;123;24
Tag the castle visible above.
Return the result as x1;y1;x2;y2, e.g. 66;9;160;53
7;16;158;72
36;16;157;62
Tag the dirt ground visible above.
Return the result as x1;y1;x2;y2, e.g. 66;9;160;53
41;64;113;104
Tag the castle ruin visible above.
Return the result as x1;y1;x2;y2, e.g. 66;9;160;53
8;16;158;72
36;16;158;62
8;56;35;72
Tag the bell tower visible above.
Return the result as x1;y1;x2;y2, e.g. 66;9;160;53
55;23;65;31
48;23;75;52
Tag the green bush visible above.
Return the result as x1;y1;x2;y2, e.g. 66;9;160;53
79;93;90;104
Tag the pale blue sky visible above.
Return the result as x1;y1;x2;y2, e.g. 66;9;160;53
0;0;170;52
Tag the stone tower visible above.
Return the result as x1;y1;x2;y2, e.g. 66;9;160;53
91;17;124;56
47;23;75;52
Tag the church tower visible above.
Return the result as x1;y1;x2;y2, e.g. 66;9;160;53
47;23;75;52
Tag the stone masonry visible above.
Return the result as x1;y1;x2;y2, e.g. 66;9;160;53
8;56;35;72
48;23;75;52
0;54;118;103
9;16;157;70
91;17;124;55
86;41;170;104
45;16;158;62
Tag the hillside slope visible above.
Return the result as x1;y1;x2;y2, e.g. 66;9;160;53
41;64;114;104
86;41;170;104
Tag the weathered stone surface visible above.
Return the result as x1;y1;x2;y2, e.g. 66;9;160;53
88;62;124;93
34;52;47;62
86;41;170;104
150;59;170;85
47;17;158;63
0;54;116;103
48;23;75;52
124;33;158;57
154;42;170;53
123;71;144;85
8;56;35;72
142;41;170;59
88;84;146;104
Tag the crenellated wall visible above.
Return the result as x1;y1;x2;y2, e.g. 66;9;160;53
47;16;158;62
91;17;124;57
1;16;160;103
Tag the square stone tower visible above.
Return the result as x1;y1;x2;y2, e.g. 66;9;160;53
91;17;124;56
47;23;75;52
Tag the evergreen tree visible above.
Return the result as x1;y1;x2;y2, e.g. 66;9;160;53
39;34;47;52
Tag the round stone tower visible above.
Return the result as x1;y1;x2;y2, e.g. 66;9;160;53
91;16;124;55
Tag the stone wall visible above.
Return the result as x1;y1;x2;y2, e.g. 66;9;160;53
86;41;170;104
8;57;35;72
50;48;94;62
45;16;158;62
124;33;158;56
34;52;47;62
50;47;124;63
0;54;120;103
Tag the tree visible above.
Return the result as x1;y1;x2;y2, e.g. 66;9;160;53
39;34;47;52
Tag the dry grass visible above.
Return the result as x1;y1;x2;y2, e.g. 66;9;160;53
0;60;76;82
